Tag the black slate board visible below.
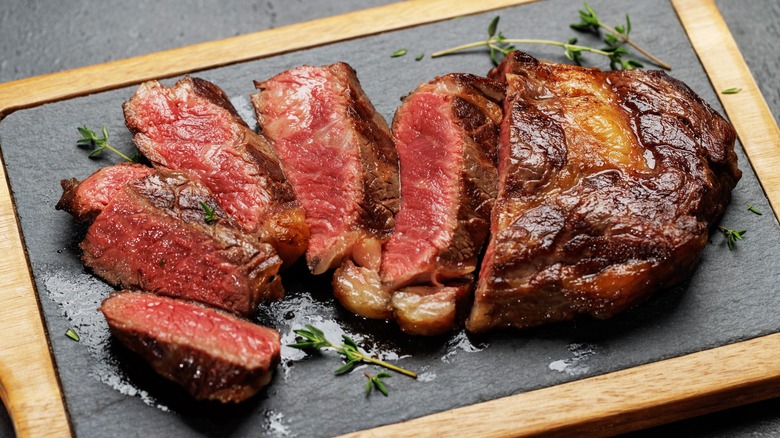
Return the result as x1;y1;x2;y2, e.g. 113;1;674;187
2;0;779;436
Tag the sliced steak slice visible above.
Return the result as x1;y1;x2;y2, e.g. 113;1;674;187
100;291;281;403
124;76;308;267
56;163;154;223
252;63;400;274
332;73;502;334
82;169;282;315
381;73;503;290
468;51;741;332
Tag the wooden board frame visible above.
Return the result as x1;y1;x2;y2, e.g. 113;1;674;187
0;0;778;436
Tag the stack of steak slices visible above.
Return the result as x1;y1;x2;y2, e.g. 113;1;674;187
467;51;741;332
57;77;297;401
331;73;504;335
123;76;309;267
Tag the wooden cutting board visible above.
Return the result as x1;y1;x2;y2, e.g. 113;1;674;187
0;0;779;436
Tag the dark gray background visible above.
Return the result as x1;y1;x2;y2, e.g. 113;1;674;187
1;0;779;437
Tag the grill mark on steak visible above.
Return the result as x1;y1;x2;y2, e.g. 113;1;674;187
56;163;154;223
251;63;400;274
123;76;309;267
81;169;283;316
101;291;281;403
467;51;741;332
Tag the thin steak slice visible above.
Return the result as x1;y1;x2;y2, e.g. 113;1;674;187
251;63;400;275
333;74;503;335
82;169;282;315
101;291;281;403
56;163;153;223
468;51;741;332
381;73;503;289
124;76;308;267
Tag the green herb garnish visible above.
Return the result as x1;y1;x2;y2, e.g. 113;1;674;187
65;327;80;342
415;53;425;61
77;125;138;162
288;324;417;378
570;3;670;70
748;205;763;215
364;372;391;396
433;3;669;70
722;87;742;95
391;49;408;58
719;226;746;250
199;201;219;224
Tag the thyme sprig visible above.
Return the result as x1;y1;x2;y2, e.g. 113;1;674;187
570;3;671;70
748;205;763;215
77;125;139;162
433;16;639;69
719;226;746;251
432;3;668;71
364;372;391;396
289;324;417;378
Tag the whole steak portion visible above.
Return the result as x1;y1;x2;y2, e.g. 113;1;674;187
252;63;400;275
124;76;309;267
101;291;281;403
82;169;283;316
468;52;741;332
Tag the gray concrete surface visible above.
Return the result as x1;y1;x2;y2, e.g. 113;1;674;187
0;0;778;437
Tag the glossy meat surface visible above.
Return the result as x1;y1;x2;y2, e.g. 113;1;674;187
82;170;283;316
124;76;308;266
468;52;741;332
101;291;280;402
252;63;399;274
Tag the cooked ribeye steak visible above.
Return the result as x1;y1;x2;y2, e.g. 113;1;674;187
101;291;281;403
82;169;283;315
381;73;503;289
251;63;400;274
468;51;741;332
56;163;153;223
124;76;308;267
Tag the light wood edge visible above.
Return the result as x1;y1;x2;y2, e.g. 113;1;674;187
673;0;780;214
343;332;780;438
0;151;71;437
0;0;535;120
0;0;776;437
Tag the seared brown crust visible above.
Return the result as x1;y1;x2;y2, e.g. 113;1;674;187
467;51;741;332
436;74;503;275
342;63;402;238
